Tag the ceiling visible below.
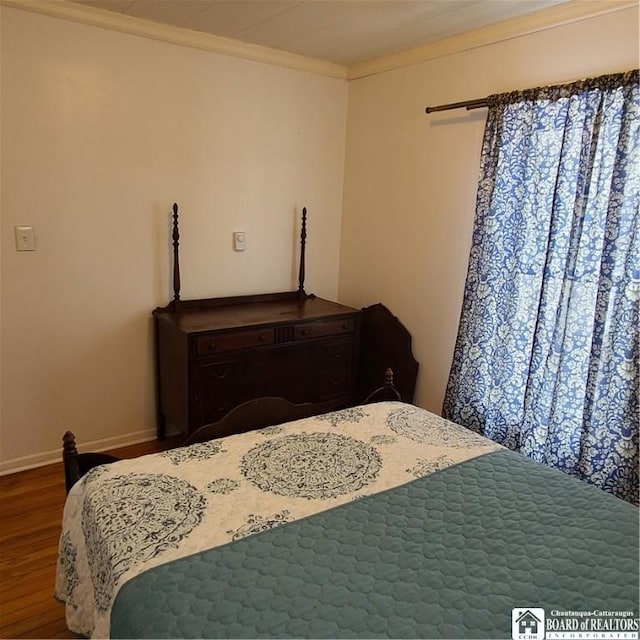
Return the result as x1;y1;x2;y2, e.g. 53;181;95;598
70;0;570;67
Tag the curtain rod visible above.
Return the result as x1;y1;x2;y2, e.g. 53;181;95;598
425;97;488;113
426;69;638;113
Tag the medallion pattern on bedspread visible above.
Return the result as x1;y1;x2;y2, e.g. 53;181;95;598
370;434;397;445
387;405;490;448
259;425;285;436
228;510;292;541
407;456;455;478
83;465;110;485
241;432;382;499
207;478;240;494
81;474;206;610
316;406;366;427
58;532;79;607
160;440;226;465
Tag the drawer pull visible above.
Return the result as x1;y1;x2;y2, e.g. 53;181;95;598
293;317;355;341
195;329;275;356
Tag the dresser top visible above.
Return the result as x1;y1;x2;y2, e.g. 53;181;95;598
155;296;359;334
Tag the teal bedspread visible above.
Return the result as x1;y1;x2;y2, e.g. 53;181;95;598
111;450;639;639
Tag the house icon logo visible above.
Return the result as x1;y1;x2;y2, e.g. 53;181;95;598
512;607;545;640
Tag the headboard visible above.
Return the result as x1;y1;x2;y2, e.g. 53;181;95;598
357;303;419;404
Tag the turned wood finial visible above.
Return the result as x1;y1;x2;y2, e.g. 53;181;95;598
62;431;78;458
362;367;401;404
297;207;307;300
384;368;395;389
172;203;181;311
63;431;81;494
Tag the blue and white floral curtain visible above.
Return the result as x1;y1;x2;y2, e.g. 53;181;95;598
443;70;639;504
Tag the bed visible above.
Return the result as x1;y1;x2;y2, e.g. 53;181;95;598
56;385;639;639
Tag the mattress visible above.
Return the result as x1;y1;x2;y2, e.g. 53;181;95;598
56;401;501;638
110;449;639;639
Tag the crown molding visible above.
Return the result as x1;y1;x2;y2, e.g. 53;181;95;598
0;0;348;80
2;0;636;82
347;0;639;80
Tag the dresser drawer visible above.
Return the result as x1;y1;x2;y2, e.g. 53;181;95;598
293;317;355;341
195;329;275;356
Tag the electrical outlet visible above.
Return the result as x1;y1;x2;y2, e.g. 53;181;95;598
15;226;36;251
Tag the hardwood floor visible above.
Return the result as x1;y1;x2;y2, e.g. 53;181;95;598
0;436;182;639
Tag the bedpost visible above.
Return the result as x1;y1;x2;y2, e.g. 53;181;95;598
297;207;307;300
61;432;121;494
363;368;402;404
172;202;181;311
63;431;81;495
383;367;394;390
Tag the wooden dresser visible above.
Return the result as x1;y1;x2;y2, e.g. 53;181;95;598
153;293;360;438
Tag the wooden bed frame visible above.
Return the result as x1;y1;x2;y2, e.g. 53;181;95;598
62;368;402;494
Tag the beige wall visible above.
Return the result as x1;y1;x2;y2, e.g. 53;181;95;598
2;4;638;470
339;6;639;413
0;6;348;468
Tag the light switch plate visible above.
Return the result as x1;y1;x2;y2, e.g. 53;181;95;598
233;231;246;251
15;226;35;251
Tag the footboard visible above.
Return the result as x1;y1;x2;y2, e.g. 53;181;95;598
62;432;120;494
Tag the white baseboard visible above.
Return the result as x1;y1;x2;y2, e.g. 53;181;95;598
0;428;157;476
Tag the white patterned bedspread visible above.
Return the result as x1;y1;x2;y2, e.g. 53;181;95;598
55;401;501;638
